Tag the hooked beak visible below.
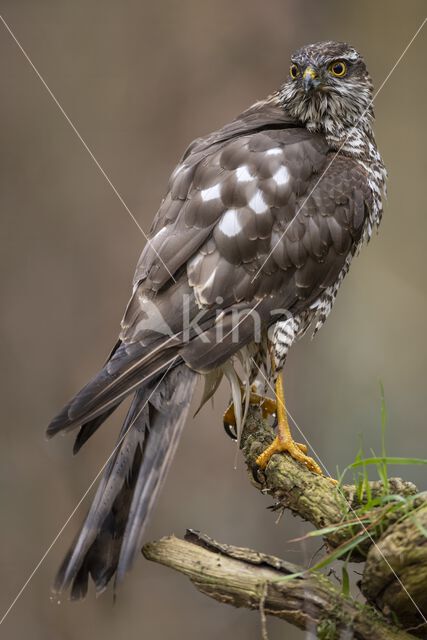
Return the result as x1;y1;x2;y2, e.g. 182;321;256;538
302;67;320;92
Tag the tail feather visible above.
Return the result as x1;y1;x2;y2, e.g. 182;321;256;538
73;404;119;454
47;339;180;439
115;364;197;584
54;390;148;596
53;364;197;597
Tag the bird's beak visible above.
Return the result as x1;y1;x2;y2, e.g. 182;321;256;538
302;67;320;92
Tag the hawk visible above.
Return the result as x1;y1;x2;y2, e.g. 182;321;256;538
48;41;386;598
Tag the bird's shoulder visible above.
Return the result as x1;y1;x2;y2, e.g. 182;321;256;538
132;97;335;291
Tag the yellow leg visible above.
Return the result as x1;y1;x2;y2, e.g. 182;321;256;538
255;373;322;475
223;385;307;455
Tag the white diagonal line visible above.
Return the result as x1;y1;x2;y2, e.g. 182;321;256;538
251;16;427;283
251;357;427;624
0;356;178;626
0;13;176;283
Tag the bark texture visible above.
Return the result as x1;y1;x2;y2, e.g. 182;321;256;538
143;407;427;638
143;532;412;640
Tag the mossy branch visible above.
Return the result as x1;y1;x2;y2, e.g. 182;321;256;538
143;531;412;640
143;407;427;639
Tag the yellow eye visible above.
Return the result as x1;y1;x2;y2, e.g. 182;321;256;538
329;60;347;77
290;64;300;79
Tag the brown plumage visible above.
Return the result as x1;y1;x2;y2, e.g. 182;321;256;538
47;40;386;597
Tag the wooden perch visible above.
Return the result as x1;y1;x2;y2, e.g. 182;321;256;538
143;531;412;640
239;407;427;635
240;407;419;551
143;407;427;639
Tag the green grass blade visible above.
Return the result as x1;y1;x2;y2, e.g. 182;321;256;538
276;569;307;583
346;456;427;471
289;518;371;542
356;494;409;510
342;564;350;597
311;532;371;571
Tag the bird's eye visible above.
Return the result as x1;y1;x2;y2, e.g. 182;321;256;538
329;60;347;77
289;64;300;79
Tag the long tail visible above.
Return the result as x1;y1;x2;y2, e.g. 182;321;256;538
48;346;196;598
47;338;181;440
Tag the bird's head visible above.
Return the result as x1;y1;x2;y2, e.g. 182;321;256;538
279;41;374;134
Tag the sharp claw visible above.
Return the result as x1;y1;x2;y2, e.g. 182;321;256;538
251;462;263;483
223;420;238;441
223;394;276;443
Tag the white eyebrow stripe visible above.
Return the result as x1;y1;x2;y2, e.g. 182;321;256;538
201;184;221;202
218;209;242;237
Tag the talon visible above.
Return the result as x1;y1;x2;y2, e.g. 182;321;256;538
251;463;263;483
223;420;238;441
223;389;276;441
255;372;324;476
255;436;322;474
223;403;238;440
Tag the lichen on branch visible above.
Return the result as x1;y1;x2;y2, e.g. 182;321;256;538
143;407;427;638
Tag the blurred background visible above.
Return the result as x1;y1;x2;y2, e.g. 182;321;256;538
0;1;426;638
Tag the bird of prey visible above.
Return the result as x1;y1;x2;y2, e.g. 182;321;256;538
48;41;386;598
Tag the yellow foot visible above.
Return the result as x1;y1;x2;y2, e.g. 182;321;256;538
250;393;277;419
223;389;277;439
255;435;322;475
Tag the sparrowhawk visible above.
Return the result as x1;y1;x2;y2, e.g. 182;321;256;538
47;40;387;598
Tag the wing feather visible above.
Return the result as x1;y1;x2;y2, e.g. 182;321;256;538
121;99;372;370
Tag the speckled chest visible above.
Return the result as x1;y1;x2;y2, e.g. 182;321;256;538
298;134;387;339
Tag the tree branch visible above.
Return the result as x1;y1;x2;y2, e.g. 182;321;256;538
240;407;419;553
143;407;427;638
143;531;412;640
